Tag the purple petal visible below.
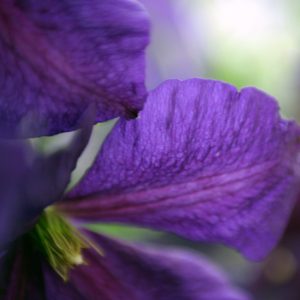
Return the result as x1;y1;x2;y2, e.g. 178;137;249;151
26;126;92;211
61;79;300;260
0;242;45;300
0;0;149;137
0;139;34;251
0;126;91;250
40;231;248;300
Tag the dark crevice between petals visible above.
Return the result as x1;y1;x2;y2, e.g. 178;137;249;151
125;108;139;120
1;235;45;299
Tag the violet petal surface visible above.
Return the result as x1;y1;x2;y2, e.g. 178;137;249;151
0;126;91;250
0;0;149;137
63;79;300;260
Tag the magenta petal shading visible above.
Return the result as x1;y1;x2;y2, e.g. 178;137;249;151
39;232;248;300
0;0;149;137
62;79;300;260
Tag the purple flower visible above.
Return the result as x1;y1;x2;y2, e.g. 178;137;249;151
0;0;150;138
1;78;299;299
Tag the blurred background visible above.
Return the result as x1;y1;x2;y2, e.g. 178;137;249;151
143;0;300;120
34;1;300;299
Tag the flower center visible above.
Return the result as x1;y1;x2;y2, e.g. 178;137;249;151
28;207;102;281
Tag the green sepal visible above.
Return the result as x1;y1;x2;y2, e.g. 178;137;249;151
29;207;101;281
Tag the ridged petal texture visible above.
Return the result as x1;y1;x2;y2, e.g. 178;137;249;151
63;79;300;260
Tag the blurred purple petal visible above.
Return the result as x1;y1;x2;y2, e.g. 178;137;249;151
3;232;248;300
0;127;91;250
62;79;300;260
140;0;207;88
26;126;92;211
0;0;149;137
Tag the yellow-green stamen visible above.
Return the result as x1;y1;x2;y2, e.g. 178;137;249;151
28;207;103;281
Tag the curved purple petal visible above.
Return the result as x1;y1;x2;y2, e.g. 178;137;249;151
2;231;247;300
0;126;91;250
0;0;149;137
62;79;300;260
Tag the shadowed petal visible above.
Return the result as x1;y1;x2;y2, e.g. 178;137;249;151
0;126;92;251
45;232;249;300
2;232;248;300
26;126;92;211
0;139;34;251
0;0;149;137
0;240;47;299
0;251;8;292
62;79;300;260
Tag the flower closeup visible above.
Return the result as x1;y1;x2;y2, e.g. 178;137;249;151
1;78;300;299
1;1;300;299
